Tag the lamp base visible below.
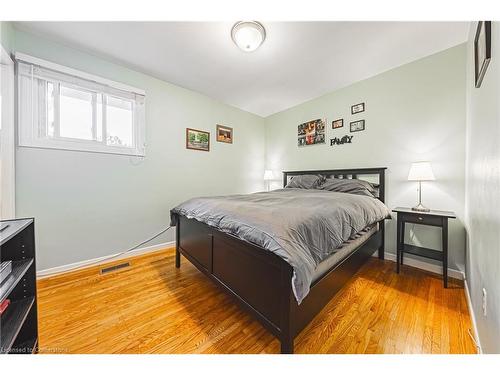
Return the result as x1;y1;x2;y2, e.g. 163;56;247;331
411;203;430;212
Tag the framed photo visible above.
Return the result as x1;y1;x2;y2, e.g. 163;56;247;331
186;128;210;151
298;119;326;146
216;124;233;144
332;119;344;129
351;102;365;114
474;21;491;88
350;120;365;133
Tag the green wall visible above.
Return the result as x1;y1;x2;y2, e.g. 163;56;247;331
11;27;266;270
0;21;14;52
265;44;467;271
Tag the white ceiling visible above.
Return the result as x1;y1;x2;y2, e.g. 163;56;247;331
14;22;469;117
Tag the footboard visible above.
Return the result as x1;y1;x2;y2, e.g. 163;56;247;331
174;214;383;353
175;215;295;350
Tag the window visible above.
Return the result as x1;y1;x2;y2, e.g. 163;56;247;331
17;53;146;156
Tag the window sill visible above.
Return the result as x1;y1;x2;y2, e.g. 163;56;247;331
18;142;145;158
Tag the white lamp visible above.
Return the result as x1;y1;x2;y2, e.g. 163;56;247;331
263;170;274;191
408;161;435;212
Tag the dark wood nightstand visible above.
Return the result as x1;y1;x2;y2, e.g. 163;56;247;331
392;207;456;287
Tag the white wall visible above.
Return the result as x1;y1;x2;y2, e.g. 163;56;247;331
12;28;266;270
265;44;467;270
465;22;500;353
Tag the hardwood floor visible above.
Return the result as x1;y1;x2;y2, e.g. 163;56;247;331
37;248;477;354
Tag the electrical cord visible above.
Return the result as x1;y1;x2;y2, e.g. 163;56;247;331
468;328;480;352
55;225;173;274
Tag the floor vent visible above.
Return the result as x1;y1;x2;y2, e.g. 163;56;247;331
100;262;130;274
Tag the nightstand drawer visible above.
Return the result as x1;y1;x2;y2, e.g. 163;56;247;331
399;213;443;226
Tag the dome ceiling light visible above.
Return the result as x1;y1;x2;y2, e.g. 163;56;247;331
231;21;266;52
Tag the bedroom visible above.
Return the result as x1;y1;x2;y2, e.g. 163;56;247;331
1;0;499;372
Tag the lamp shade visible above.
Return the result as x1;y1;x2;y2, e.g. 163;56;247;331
263;170;274;181
408;162;435;181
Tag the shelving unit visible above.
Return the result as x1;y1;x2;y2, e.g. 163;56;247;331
1;259;34;302
0;218;38;354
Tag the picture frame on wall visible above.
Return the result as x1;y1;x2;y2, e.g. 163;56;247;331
474;21;491;88
297;119;326;146
186;128;210;151
332;119;344;129
350;120;365;133
216;124;233;144
351;102;365;114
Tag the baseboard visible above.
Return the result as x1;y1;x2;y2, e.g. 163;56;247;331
379;251;464;280
463;275;483;353
36;241;175;279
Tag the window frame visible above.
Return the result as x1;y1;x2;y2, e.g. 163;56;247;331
1;44;16;219
16;53;146;157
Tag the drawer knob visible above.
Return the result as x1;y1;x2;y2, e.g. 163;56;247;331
418;217;423;221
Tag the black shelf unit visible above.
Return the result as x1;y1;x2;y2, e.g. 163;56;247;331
0;218;38;354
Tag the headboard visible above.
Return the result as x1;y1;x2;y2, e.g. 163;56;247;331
282;167;387;203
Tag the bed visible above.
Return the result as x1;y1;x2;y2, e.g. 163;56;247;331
170;167;389;353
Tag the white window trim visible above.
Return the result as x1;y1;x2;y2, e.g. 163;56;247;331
15;52;145;96
1;44;16;219
15;52;146;157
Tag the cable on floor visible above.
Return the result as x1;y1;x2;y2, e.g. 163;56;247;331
50;225;173;274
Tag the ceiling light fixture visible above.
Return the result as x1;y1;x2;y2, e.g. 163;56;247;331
231;21;266;52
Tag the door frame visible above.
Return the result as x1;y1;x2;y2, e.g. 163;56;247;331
1;43;15;219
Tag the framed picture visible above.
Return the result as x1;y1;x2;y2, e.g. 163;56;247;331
298;119;326;146
474;21;491;88
332;119;344;129
350;120;365;133
186;128;210;151
351;102;365;114
216;124;233;144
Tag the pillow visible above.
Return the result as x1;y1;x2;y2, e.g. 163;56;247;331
318;178;377;197
285;174;324;189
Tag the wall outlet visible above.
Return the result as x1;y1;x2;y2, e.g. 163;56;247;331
482;288;487;317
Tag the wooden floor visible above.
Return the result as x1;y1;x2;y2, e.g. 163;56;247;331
37;248;477;354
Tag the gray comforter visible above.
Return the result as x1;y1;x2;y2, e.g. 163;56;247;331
170;188;391;303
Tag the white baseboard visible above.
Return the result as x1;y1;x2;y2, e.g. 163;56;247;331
36;241;175;279
463;275;483;353
379;251;464;280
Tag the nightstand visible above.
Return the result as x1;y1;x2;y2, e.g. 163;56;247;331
392;207;456;287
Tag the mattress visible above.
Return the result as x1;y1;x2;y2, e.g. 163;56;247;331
171;188;391;303
312;224;377;283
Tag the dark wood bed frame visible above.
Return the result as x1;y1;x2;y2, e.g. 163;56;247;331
173;167;387;354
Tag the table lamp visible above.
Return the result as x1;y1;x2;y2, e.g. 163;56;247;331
263;170;274;191
408;161;435;212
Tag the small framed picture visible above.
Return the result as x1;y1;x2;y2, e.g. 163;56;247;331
350;120;365;133
216;124;233;144
351;102;365;114
332;119;344;129
186;128;210;151
474;21;491;88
